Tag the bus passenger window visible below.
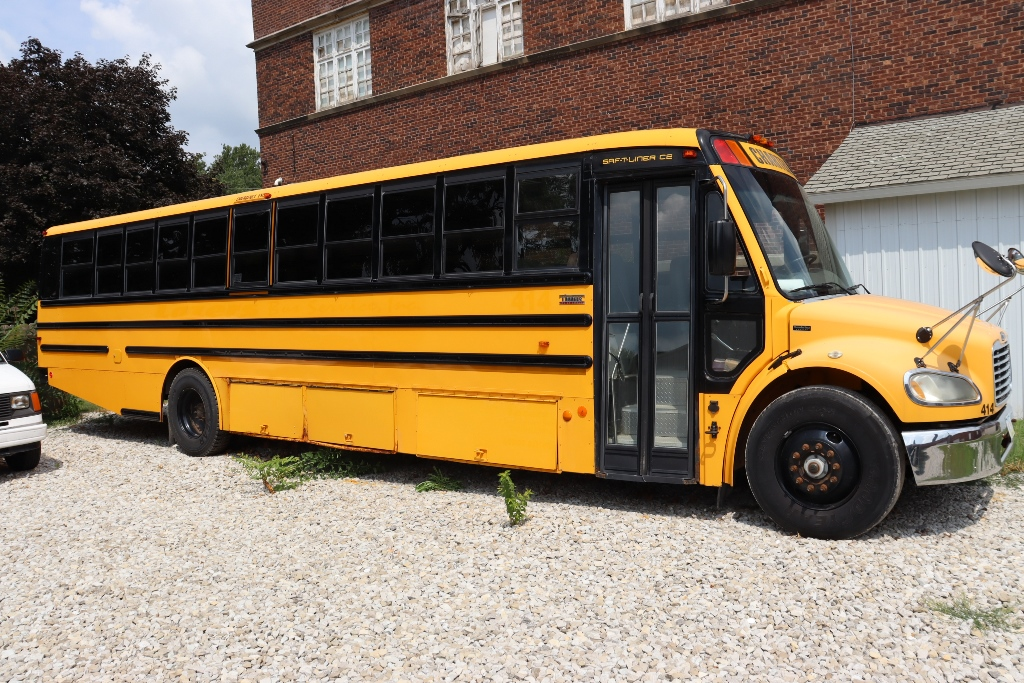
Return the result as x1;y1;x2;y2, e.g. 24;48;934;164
518;172;577;213
192;214;228;290
157;220;189;291
325;194;373;280
40;237;61;300
517;219;579;270
276;201;320;283
514;167;580;270
443;178;504;274
231;209;270;286
95;230;124;296
125;226;155;293
381;187;435;277
61;234;94;298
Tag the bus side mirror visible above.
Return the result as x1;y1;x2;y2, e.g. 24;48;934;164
708;218;738;277
4;349;25;362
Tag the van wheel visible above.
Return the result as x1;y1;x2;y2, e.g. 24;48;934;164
745;386;904;540
4;443;41;471
167;368;230;457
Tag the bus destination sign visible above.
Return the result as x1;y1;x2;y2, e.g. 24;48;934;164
594;148;689;171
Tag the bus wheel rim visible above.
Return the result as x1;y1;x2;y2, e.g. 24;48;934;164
777;424;860;508
177;388;207;439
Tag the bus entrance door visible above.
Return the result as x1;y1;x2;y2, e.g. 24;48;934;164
601;179;694;480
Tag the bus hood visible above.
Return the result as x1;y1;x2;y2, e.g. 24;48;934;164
788;293;1004;379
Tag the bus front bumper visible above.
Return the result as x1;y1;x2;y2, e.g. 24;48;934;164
902;407;1014;486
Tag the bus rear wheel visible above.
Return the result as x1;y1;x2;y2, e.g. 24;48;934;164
167;368;230;457
745;386;904;540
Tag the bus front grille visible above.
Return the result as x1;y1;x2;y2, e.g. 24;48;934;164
994;342;1012;407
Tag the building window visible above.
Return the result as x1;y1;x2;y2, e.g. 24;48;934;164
314;17;372;110
624;0;726;28
446;0;523;74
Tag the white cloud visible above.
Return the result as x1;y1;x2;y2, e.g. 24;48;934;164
0;28;19;63
78;0;258;160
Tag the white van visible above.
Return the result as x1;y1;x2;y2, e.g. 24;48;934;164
0;350;46;471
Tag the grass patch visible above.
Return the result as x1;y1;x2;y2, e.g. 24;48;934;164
234;449;387;493
415;467;463;492
497;470;533;526
926;593;1020;632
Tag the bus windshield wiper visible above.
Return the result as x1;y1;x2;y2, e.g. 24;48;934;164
788;282;856;296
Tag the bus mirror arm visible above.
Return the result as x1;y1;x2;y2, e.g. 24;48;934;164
708;175;738;303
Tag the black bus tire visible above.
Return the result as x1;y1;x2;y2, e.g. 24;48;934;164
4;442;41;471
745;385;904;540
167;368;230;457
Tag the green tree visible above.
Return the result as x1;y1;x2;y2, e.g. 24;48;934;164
207;143;263;194
0;39;223;291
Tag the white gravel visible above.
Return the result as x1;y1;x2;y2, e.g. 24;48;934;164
1;414;1022;683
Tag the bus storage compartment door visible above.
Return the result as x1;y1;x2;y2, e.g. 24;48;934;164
306;387;396;451
228;382;304;439
416;394;558;471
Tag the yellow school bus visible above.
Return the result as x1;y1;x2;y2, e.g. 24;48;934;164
36;129;1015;539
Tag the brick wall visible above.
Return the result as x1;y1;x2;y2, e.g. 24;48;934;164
254;0;1024;186
371;0;448;94
255;35;311;126
252;0;363;40
525;0;624;53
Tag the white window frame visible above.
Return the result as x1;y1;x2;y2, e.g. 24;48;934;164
445;0;523;75
624;0;727;29
313;16;372;111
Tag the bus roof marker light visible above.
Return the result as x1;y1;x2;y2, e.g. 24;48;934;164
749;134;775;148
726;140;753;166
683;149;698;159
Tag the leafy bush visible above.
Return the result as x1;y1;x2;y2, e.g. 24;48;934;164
234;454;304;493
415;467;463;492
0;278;85;424
497;470;533;526
234;449;387;493
298;449;386;479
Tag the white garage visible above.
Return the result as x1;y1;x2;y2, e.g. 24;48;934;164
805;105;1024;416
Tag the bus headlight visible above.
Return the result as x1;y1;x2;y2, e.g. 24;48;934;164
904;370;982;406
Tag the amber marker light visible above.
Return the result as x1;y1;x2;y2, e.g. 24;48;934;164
31;392;41;412
683;149;699;159
562;410;573;421
726;140;753;166
577;406;587;418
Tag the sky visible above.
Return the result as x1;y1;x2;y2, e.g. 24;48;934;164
0;0;259;164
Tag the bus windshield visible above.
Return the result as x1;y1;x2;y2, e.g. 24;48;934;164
725;165;854;300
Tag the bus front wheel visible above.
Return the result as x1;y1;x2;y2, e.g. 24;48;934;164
745;386;904;540
167;368;230;457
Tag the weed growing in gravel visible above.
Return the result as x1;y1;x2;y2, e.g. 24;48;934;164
498;470;532;526
925;593;1020;632
415;467;463;492
234;454;304;494
298;449;387;479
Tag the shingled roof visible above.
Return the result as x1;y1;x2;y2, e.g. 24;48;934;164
804;105;1024;203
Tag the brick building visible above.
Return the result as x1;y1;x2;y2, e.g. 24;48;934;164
249;0;1023;187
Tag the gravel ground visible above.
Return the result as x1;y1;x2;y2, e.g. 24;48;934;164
1;415;1022;683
